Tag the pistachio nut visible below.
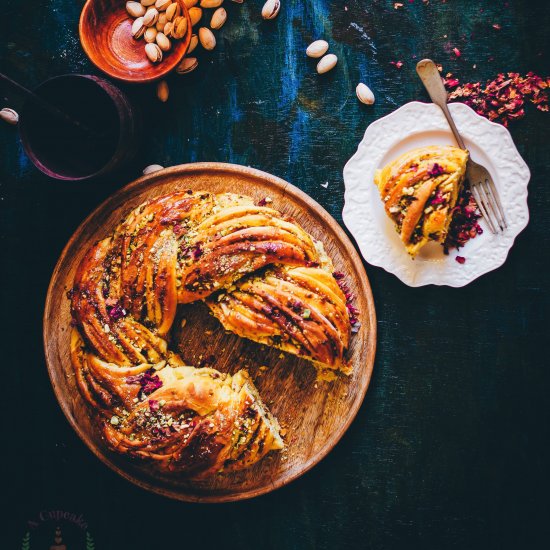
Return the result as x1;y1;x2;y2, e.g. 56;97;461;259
231;0;244;3
198;27;216;50
127;1;146;18
210;7;227;30
155;0;172;10
156;13;167;31
200;0;223;7
164;21;174;37
145;42;163;62
316;53;338;74
165;2;181;21
187;33;199;53
157;81;169;102
356;82;375;105
183;0;198;7
306;39;329;58
143;7;159;26
132;16;146;39
175;56;198;74
188;6;202;26
171;15;188;39
156;32;171;51
143;164;164;174
141;0;157;6
144;26;158;43
0;107;19;125
262;0;280;20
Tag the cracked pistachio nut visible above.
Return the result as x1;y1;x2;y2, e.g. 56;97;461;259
145;42;163;62
198;27;216;50
132;16;146;38
200;0;223;7
165;2;181;21
143;7;159;26
157;81;169;102
164;21;174;37
144;26;158;42
143;164;164;174
127;1;146;17
176;56;198;74
262;0;280;20
316;53;338;74
156;32;171;51
356;82;375;105
171;15;188;39
156;13;167;31
0;108;19;125
210;7;227;29
306;39;329;58
141;0;157;6
187;33;199;53
155;0;172;10
189;7;202;26
183;0;198;7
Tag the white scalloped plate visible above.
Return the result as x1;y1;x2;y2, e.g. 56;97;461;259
343;101;530;287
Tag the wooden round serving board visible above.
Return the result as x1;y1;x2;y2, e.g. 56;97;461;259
44;163;377;502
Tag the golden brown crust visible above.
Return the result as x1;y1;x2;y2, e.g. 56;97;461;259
374;145;469;256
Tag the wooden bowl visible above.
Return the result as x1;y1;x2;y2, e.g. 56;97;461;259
79;0;191;83
44;164;377;502
19;74;141;181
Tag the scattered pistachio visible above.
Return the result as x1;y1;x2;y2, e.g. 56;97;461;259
262;0;280;20
157;80;170;102
199;26;216;50
172;15;188;39
165;2;180;21
132;16;146;38
187;33;199;53
141;0;157;6
144;26;158;42
210;7;227;29
306;39;329;58
316;53;338;74
156;32;171;51
183;0;199;7
0;107;19;125
200;0;223;7
143;7;159;26
145;42;163;62
110;415;120;426
189;6;202;26
155;0;172;10
143;164;165;174
127;1;146;17
356;82;375;105
176;56;198;74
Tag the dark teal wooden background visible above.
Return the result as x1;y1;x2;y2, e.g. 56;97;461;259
1;1;549;548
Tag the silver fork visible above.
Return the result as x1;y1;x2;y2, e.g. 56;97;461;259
416;59;507;233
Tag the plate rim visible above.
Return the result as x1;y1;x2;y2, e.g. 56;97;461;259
342;101;531;287
43;162;377;502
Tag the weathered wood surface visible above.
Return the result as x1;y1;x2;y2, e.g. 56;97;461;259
1;0;549;548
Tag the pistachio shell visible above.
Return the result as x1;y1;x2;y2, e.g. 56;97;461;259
183;0;198;7
155;0;172;10
141;0;157;6
131;16;146;38
164;21;174;36
262;0;280;20
145;42;163;62
165;2;180;21
200;0;223;7
306;39;329;58
143;164;164;174
176;56;198;74
316;53;338;74
187;33;199;53
188;6;202;26
157;81;169;102
127;1;146;18
156;32;171;51
356;82;375;105
156;13;167;31
210;7;227;29
198;27;216;50
171;15;188;39
143;7;159;26
144;26;158;43
0;107;19;125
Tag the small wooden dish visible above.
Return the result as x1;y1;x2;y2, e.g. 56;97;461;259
44;164;377;502
79;0;191;83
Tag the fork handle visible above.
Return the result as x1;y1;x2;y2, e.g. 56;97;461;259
416;59;466;151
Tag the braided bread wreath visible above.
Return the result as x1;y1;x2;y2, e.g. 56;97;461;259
49;165;376;496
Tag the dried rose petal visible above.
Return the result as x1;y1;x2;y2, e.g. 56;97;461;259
455;256;466;264
390;60;404;69
107;303;127;320
333;272;360;328
149;399;159;412
452;48;461;58
428;163;445;177
126;368;163;396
